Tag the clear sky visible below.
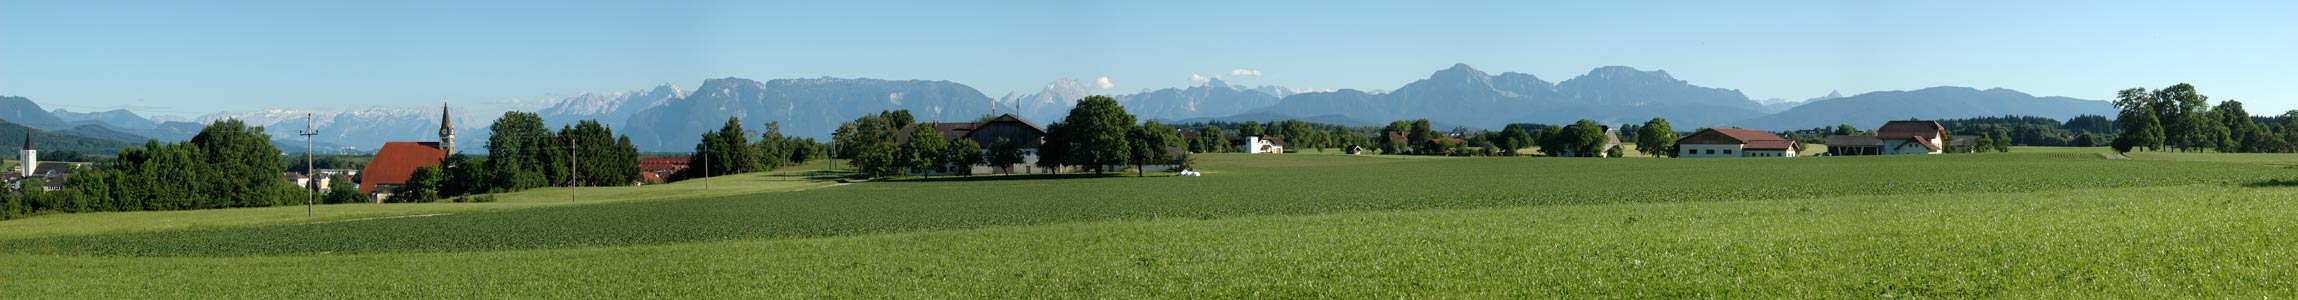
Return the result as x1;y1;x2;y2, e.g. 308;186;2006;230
4;0;2295;118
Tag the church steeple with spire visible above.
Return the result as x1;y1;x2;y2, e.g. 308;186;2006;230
439;101;455;153
20;129;34;177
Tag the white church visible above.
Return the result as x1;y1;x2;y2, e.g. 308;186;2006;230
9;131;75;192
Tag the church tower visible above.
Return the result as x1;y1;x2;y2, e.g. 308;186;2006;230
19;130;34;177
439;101;455;153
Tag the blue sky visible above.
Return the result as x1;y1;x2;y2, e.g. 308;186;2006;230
4;0;2295;118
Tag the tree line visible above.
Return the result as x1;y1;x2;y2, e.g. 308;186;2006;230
3;119;303;220
672;117;824;181
1171;119;1363;154
2111;83;2298;154
834;96;1186;178
1368;118;1658;158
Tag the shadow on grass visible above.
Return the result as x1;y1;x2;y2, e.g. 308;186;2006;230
882;173;1144;183
768;170;865;182
2242;179;2298;188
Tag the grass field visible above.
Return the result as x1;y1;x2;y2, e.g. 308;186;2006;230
0;165;842;240
3;152;2295;297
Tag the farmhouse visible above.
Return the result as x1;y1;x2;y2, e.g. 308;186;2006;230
1676;128;1801;158
282;172;335;192
358;104;455;201
1230;135;1286;154
1949;135;1978;153
894;114;1051;175
1824;120;1948;156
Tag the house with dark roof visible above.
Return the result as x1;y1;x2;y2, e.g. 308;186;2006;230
1948;135;1978;153
1676;128;1801;158
1823;120;1949;156
894;114;1052;175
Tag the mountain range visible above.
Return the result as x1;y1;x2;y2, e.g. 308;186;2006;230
1;64;2121;153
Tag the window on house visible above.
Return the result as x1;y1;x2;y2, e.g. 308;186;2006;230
1724;150;1733;155
1705;149;1715;155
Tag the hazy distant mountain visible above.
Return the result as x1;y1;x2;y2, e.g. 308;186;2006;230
0;96;72;130
1248;86;1323;99
623;77;997;151
189;106;479;154
0;121;133;157
1117;78;1284;122
1000;78;1314;123
1732;87;2116;130
1753;90;1842;113
995;79;1099;122
1558;66;1760;110
1171;111;1377;127
55;124;150;143
1257;64;1764;129
53;109;159;130
535;83;686;129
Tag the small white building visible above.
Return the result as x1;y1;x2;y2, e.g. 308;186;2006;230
1232;135;1286;154
1676;128;1801;158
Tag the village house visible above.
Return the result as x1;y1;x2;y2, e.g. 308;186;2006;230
359;103;454;202
282;172;335;191
1676;128;1801;158
893;114;1052;175
638;157;690;183
1231;135;1286;154
1823;120;1948;156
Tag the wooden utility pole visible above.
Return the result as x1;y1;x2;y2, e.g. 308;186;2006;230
568;136;578;202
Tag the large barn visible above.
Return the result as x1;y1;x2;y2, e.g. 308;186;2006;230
1825;120;1949;156
1676;128;1801;158
894;114;1051;175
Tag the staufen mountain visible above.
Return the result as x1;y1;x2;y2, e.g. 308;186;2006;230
1732;86;2116;130
620;77;996;151
53;109;159;129
0;96;72;130
1258;64;1768;128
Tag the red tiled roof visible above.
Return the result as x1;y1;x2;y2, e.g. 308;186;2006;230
359;142;446;194
1877;120;1946;140
1677;128;1790;145
640;157;691;173
1895;136;1942;151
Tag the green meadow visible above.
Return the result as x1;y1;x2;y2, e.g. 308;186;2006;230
3;148;2296;298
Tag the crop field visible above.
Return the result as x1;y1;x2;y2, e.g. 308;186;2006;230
0;166;843;240
3;151;2295;297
